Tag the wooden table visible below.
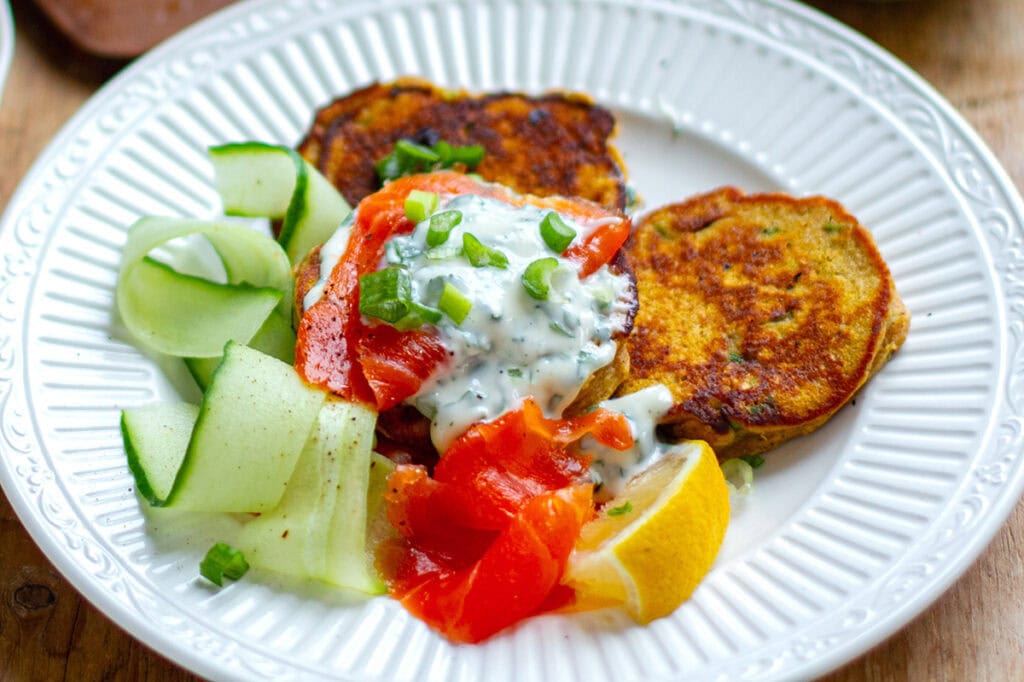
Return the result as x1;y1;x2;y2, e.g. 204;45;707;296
1;0;1021;679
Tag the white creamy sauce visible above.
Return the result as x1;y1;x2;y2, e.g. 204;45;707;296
403;195;634;450
306;191;636;453
302;212;353;311
582;384;675;501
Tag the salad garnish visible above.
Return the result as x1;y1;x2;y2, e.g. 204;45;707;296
115;135;732;643
376;138;485;183
200;543;250;587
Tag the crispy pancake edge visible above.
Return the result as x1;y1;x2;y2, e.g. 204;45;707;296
297;77;628;211
618;186;910;459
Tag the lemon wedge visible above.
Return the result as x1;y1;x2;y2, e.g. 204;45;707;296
564;440;730;623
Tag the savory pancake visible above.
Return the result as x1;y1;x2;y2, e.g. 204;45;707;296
617;187;910;460
298;77;628;211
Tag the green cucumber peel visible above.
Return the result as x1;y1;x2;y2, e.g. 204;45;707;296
209;142;352;265
237;398;383;593
117;217;293;358
280;166;352;265
121;402;200;506
236;406;334;580
210;142;304;218
125;256;283;358
164;342;326;513
322;400;382;593
184;308;296;390
363;452;398;591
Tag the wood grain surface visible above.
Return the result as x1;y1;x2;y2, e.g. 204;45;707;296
1;0;1022;679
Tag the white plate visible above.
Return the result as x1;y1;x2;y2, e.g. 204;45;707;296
0;1;12;102
1;0;1021;680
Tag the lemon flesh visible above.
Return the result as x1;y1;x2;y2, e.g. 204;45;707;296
564;440;730;623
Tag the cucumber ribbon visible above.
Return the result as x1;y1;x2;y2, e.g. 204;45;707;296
116;216;293;358
210;142;352;264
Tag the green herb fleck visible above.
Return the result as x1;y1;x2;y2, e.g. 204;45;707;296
747;396;777;418
652;219;676;239
607;501;633;517
823;220;843;233
739;454;766;469
549;321;574;337
728;351;744;363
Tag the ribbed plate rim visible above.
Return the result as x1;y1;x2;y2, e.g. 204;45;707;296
1;1;1023;680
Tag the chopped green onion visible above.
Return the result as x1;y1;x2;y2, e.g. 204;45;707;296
397;139;441;163
375;138;486;182
539;211;576;253
440;141;485;169
607;501;633;516
425;244;464;260
426;210;462;247
405;190;439;223
432;139;454;166
393;301;444;331
721;458;754;495
373;153;403;183
747;396;776;417
359;267;412;323
739;454;766;469
462;233;509;269
374;140;440;182
506;367;524;378
360;268;448;329
522;257;560;300
200;542;249;586
438;282;473;325
549;321;574;337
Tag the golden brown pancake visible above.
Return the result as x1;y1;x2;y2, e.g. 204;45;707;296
298;77;628;211
617;187;910;459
